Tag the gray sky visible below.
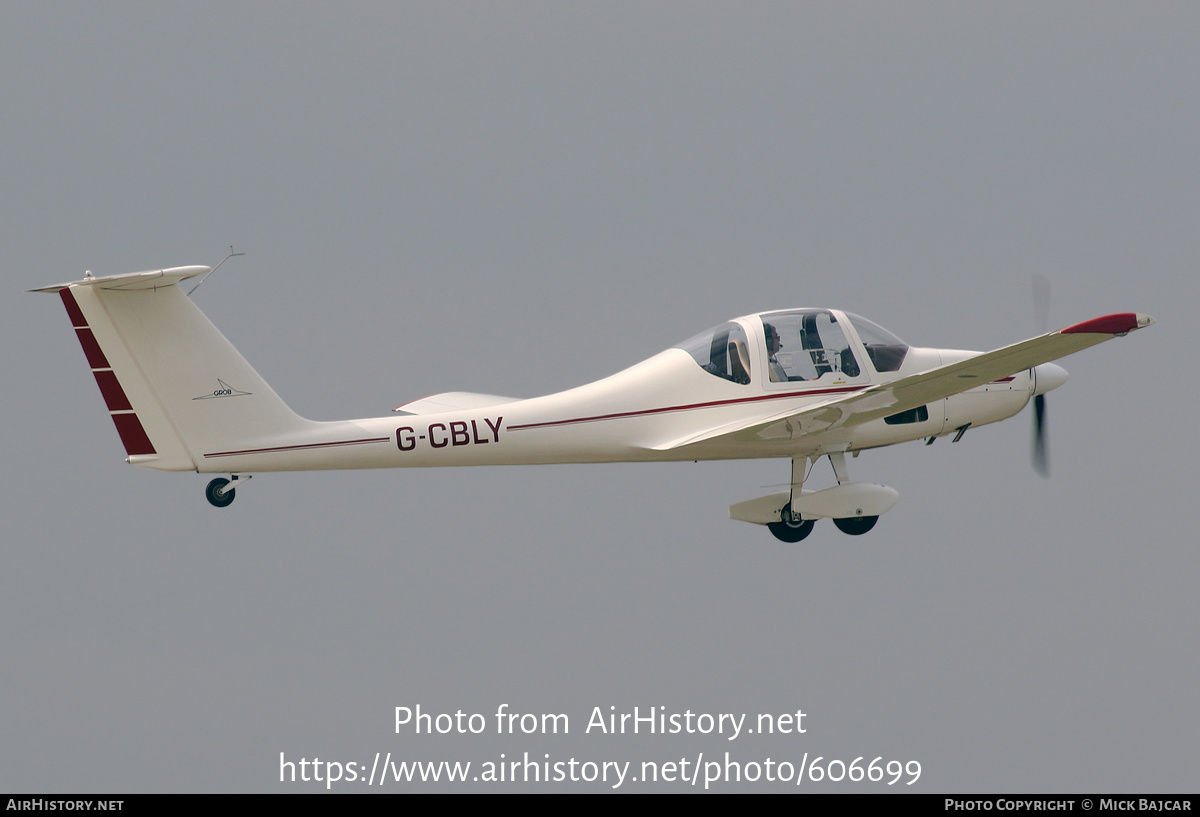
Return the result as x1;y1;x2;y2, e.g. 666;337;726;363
3;2;1196;792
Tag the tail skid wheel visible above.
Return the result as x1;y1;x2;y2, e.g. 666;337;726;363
833;515;878;535
206;478;235;508
768;503;816;543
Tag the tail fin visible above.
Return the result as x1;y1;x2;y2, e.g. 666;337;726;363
34;266;315;471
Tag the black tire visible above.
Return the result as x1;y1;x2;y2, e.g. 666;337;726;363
833;515;877;535
767;503;816;543
206;478;235;508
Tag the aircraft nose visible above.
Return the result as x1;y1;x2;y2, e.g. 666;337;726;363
1032;362;1069;396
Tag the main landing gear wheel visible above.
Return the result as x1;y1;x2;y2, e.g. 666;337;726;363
205;478;235;508
768;503;816;543
833;515;878;535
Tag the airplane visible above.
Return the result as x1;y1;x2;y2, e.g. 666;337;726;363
34;264;1153;542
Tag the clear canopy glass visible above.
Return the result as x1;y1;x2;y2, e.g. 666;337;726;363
676;321;752;385
676;310;911;384
843;312;909;372
759;310;860;382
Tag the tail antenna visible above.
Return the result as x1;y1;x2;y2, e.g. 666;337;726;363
187;246;246;297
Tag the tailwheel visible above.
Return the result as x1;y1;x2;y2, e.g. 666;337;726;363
768;503;816;543
833;515;878;536
205;478;236;508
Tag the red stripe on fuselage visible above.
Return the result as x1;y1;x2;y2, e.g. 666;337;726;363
507;385;864;431
204;437;391;459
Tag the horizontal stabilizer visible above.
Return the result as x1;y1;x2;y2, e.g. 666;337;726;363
31;266;211;293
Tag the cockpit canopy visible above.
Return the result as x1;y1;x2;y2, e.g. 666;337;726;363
677;321;752;385
676;310;909;386
760;309;861;381
842;312;908;373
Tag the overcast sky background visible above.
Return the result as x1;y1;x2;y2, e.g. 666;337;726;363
2;2;1197;792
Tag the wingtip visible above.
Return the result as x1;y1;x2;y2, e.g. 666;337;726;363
1060;313;1154;335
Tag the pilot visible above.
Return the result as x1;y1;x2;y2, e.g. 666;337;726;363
763;323;789;382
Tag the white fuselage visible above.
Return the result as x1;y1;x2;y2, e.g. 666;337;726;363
194;345;1032;474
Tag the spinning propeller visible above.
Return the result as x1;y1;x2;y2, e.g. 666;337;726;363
1031;275;1054;477
1032;387;1049;477
1031;360;1068;476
